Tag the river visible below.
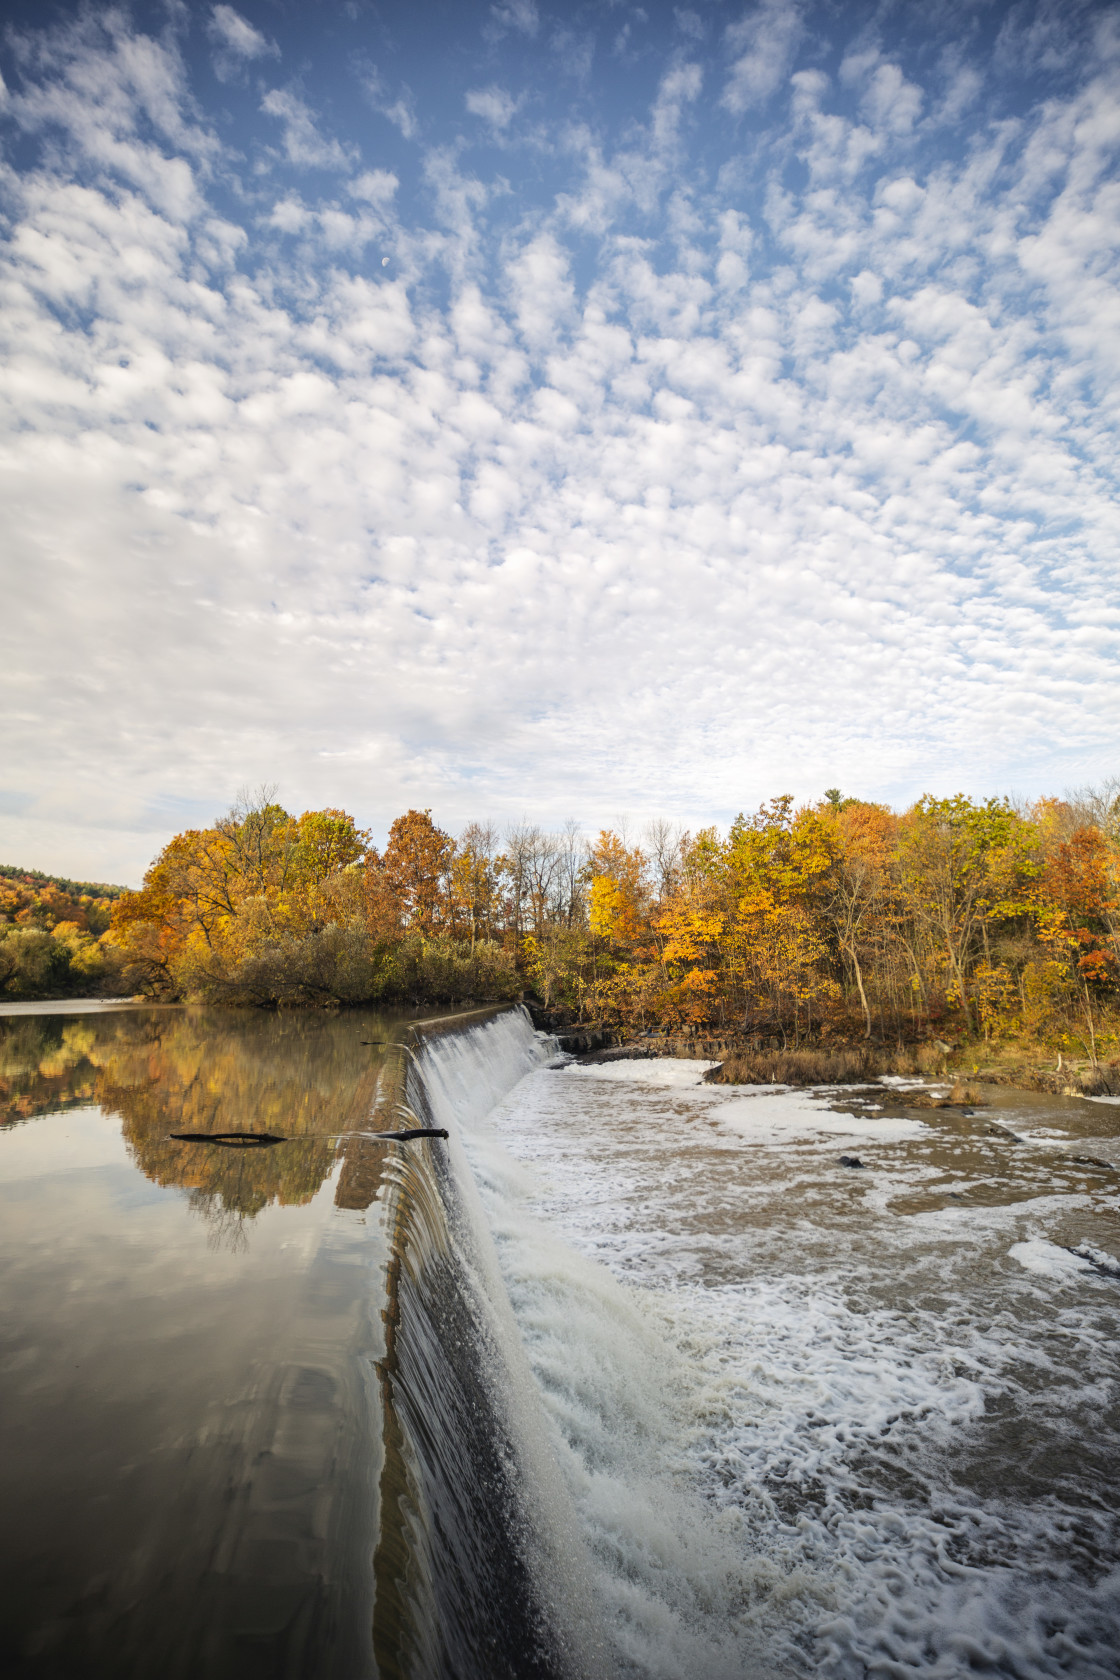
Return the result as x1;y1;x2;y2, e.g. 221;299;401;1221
1;1004;1117;1678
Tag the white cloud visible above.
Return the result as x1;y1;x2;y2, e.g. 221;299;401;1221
260;87;354;170
841;50;924;135
651;62;702;153
490;0;540;40
360;67;419;141
505;231;575;347
849;268;882;307
3;9;1120;881
3;13;215;220
722;0;803;114
931;59;984;128
348;169;399;206
207;5;277;79
465;85;521;130
675;11;706;44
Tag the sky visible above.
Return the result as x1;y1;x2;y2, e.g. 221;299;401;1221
2;0;1119;885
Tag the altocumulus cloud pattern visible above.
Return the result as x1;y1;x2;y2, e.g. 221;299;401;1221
2;0;1119;880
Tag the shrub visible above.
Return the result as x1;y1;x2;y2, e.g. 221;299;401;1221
171;919;390;1006
162;924;522;1009
706;1042;949;1086
384;935;522;1005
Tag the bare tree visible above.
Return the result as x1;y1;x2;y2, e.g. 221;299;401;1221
644;818;686;903
456;821;501;949
555;820;587;926
1066;777;1120;837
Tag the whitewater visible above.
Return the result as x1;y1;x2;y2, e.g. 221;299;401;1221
419;1017;1120;1679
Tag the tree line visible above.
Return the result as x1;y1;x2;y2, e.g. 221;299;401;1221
3;786;1117;1060
65;783;1115;1060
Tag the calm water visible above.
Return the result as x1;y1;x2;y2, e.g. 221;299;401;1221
0;1005;479;1680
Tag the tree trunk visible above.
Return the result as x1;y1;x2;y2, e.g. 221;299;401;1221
849;945;872;1039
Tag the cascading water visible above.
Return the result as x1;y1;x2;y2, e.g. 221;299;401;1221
398;1017;785;1680
368;1009;607;1680
389;1008;1120;1680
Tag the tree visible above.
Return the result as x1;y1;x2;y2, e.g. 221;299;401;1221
381;809;455;936
1036;823;1118;1060
722;799;839;1038
895;795;1038;1032
109;793;374;999
451;822;501;951
587;831;646;942
821;802;896;1038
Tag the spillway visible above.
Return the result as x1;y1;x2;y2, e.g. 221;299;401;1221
2;1002;1119;1678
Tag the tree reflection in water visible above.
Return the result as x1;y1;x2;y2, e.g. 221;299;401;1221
189;1188;252;1254
0;1006;406;1225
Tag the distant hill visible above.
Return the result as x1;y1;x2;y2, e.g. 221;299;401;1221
0;865;127;901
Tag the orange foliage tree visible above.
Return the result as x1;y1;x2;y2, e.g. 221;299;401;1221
379;809;455;936
68;781;1120;1054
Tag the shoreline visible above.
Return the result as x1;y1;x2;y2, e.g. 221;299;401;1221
4;992;1118;1103
539;1017;1120;1101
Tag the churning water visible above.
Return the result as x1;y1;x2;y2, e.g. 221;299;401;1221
420;1024;1120;1680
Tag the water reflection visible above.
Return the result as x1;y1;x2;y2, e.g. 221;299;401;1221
0;1003;530;1680
0;1008;403;1220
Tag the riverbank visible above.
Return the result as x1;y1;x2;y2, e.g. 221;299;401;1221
537;1012;1120;1099
11;988;1117;1102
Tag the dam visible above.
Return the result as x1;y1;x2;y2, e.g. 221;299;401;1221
0;1003;1118;1678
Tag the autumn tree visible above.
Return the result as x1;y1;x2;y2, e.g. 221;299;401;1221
32;782;1120;1051
109;793;373;1000
894;795;1038;1033
380;809;455;936
587;830;647;943
720;799;839;1040
653;828;725;1030
1035;821;1118;1059
821;802;896;1038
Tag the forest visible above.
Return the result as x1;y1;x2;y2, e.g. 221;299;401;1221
0;866;125;999
4;783;1113;1064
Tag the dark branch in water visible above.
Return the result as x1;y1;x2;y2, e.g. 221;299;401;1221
363;1127;448;1142
165;1125;448;1149
168;1131;286;1148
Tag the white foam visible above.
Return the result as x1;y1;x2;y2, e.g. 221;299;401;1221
563;1057;717;1087
1010;1239;1095;1281
454;1049;1120;1680
709;1091;928;1143
1074;1241;1120;1275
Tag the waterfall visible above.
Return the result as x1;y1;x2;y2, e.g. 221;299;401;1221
369;1007;605;1680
